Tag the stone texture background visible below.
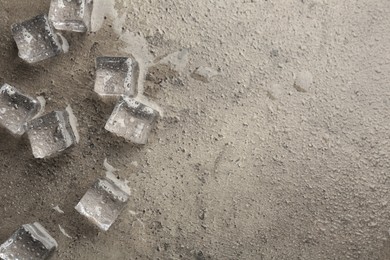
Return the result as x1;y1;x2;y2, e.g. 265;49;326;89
0;0;389;259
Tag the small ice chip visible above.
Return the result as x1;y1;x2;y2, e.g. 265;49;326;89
53;205;64;214
192;66;221;83
105;96;159;144
58;225;72;239
75;177;130;231
26;107;79;158
0;83;44;136
0;222;58;260
158;49;190;73
94;56;139;102
11;14;68;63
294;70;313;93
49;0;94;32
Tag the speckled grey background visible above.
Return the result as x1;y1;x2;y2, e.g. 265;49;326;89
0;0;389;259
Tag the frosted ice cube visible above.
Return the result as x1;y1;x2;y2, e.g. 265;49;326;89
0;83;44;136
105;97;159;144
49;0;93;32
11;14;68;63
0;222;58;260
75;177;130;231
94;56;139;101
26;106;79;159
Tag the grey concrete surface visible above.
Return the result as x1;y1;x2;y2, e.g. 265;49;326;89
0;0;389;259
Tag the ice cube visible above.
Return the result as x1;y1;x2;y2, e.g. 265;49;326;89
105;96;159;144
0;222;58;260
0;83;44;136
75;177;130;231
49;0;93;32
11;14;68;63
26;106;79;159
94;56;139;101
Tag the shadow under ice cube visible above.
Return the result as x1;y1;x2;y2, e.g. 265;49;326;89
26;106;79;159
49;0;93;32
105;97;159;144
0;222;57;260
11;14;69;63
94;56;139;101
0;83;44;136
75;177;130;231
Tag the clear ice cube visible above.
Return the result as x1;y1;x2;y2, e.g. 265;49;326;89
105;96;159;144
26;106;79;158
49;0;93;32
0;222;58;260
11;14;69;63
0;83;44;136
94;56;139;101
75;177;130;231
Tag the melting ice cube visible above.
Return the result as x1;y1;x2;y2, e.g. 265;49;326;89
11;14;69;63
0;83;44;136
105;96;159;144
94;56;139;101
75;177;130;231
49;0;93;32
26;106;79;159
0;222;58;260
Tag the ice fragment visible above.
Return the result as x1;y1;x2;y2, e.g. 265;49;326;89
0;83;44;136
49;0;94;32
0;222;57;260
75;177;130;231
11;14;68;63
94;56;139;101
26;107;79;158
105;96;159;144
192;66;221;83
294;70;313;93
